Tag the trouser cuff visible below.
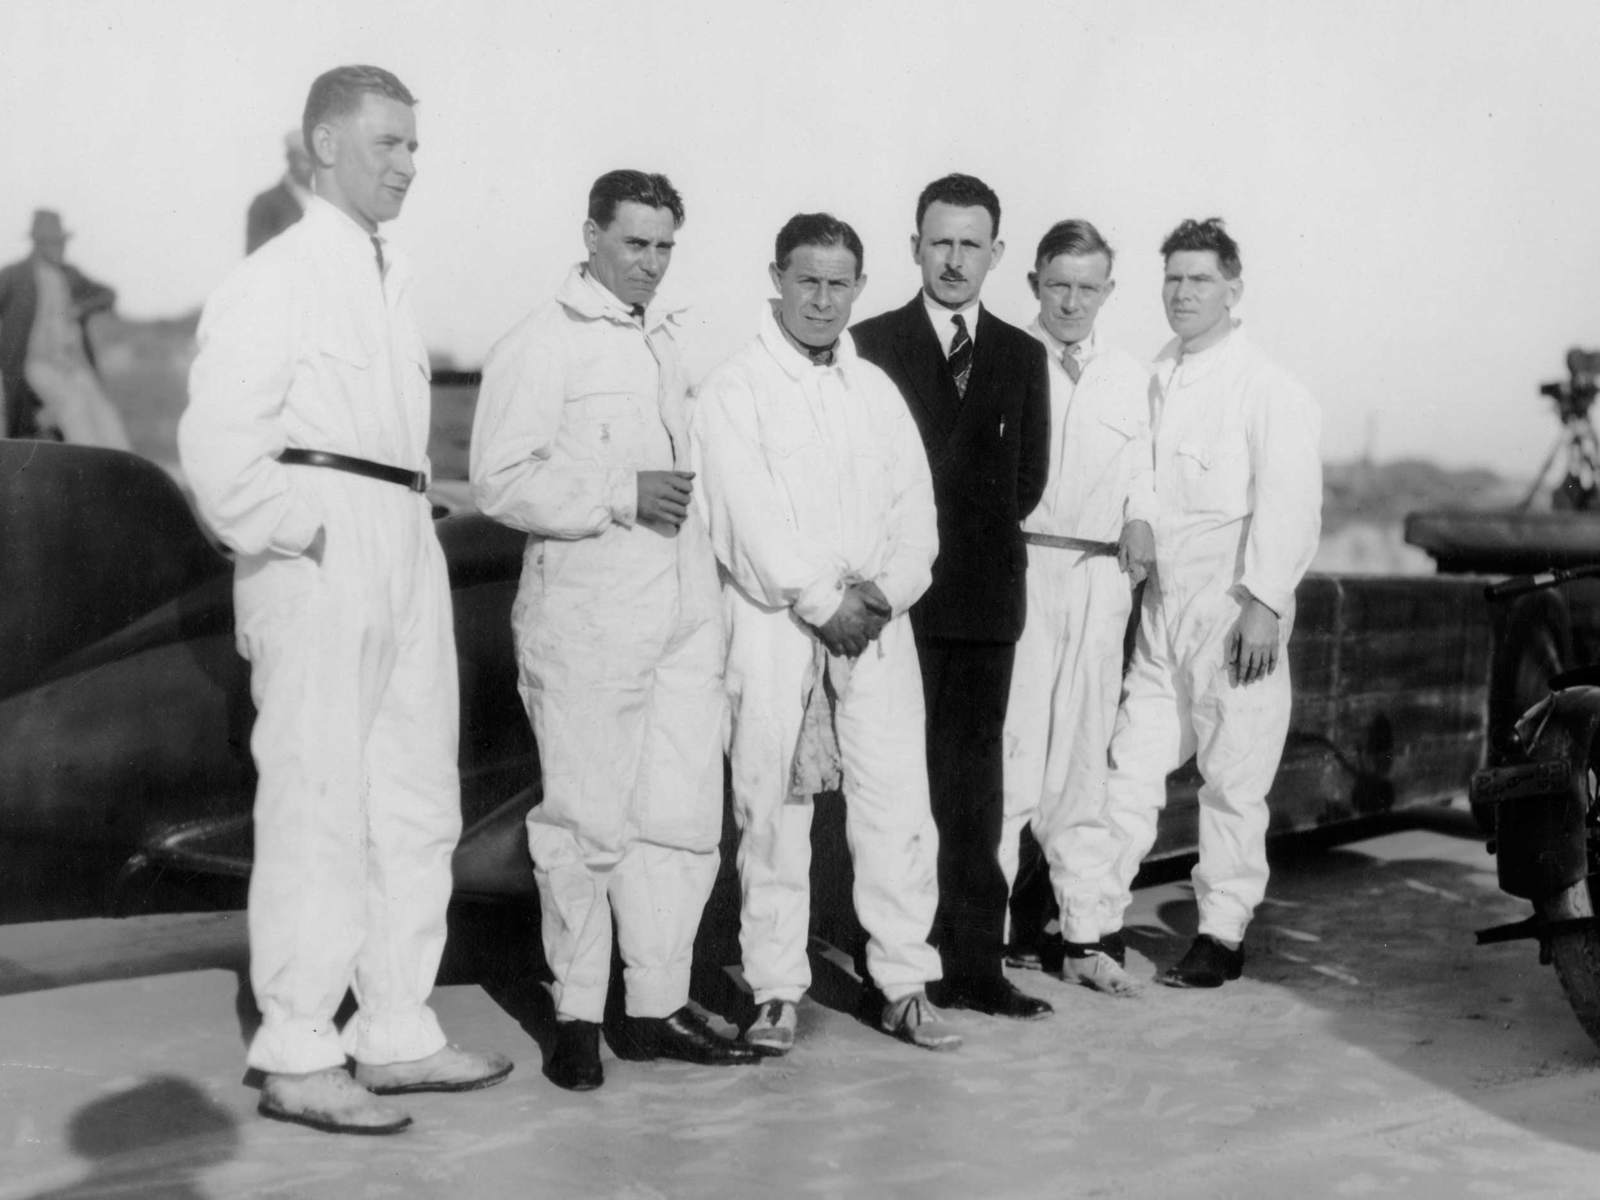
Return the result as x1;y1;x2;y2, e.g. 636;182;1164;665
622;965;691;1019
341;1005;447;1067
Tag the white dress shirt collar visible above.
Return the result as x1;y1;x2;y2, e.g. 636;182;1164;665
921;291;982;356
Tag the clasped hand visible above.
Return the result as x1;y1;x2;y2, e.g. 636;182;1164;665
637;470;695;532
814;581;892;658
1117;519;1155;585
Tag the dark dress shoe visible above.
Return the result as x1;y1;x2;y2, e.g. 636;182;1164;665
1158;935;1244;988
941;975;1053;1020
545;1019;603;1091
621;1006;762;1066
1063;930;1127;969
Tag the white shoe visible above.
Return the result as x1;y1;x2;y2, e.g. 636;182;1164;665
881;991;963;1052
354;1044;514;1095
259;1067;412;1135
1062;950;1143;998
742;999;799;1057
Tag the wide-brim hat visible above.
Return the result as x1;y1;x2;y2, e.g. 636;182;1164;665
30;209;69;242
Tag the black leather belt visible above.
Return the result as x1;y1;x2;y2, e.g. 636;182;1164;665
277;448;428;494
1023;531;1118;555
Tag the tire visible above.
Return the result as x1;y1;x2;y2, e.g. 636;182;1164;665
1532;722;1600;1047
1480;605;1570;831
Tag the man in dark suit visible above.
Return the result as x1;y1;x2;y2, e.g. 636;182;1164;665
851;174;1053;1020
246;130;314;254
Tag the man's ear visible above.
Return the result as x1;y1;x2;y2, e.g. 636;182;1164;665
1226;275;1244;310
309;122;338;170
851;272;868;301
582;218;600;258
1027;271;1039;300
991;238;1005;268
768;262;782;293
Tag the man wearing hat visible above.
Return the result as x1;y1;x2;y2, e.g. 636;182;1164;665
247;130;315;254
0;209;131;447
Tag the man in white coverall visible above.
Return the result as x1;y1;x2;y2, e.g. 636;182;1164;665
691;213;960;1056
999;220;1155;998
471;170;759;1092
179;65;511;1136
1061;217;1321;989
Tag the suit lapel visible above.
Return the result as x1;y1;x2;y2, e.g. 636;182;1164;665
891;295;962;442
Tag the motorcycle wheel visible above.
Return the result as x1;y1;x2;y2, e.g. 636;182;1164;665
1532;721;1600;1046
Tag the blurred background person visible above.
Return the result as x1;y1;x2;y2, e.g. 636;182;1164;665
246;129;314;254
0;208;131;448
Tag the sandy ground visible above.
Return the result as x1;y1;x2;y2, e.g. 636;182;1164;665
4;807;1600;1199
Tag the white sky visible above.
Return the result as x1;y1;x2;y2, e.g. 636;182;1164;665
4;0;1598;470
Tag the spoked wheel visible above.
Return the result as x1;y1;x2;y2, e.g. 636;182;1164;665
1532;719;1600;1046
1481;608;1569;832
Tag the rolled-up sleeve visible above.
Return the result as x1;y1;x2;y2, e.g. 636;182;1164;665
470;317;636;538
179;264;322;558
871;386;939;615
1239;371;1322;615
689;368;847;626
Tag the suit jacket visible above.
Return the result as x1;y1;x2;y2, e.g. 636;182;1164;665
0;258;115;439
246;182;305;255
851;294;1050;642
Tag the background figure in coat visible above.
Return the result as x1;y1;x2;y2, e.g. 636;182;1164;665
0;209;130;448
851;174;1053;1021
1061;218;1323;989
180;65;511;1136
246;129;314;254
1000;221;1155;998
471;170;759;1093
692;213;960;1056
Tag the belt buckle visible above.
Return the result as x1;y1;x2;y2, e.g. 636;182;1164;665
409;470;428;494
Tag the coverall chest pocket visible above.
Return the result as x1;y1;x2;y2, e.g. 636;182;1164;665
567;391;645;468
316;330;379;442
1174;431;1248;514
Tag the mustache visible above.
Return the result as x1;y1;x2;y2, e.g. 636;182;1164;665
939;271;967;281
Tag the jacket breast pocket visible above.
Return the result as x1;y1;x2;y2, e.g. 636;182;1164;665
1174;435;1248;515
566;391;644;467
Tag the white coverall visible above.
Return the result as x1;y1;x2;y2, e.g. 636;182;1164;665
690;306;943;1006
179;196;458;1075
471;265;725;1025
1062;324;1322;946
1000;325;1155;932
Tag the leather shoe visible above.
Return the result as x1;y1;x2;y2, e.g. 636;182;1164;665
938;975;1053;1020
545;1019;603;1091
354;1044;514;1095
619;1005;762;1066
1158;935;1244;988
259;1067;411;1135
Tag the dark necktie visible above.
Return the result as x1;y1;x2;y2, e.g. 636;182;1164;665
807;343;836;367
370;236;386;279
949;313;973;397
1062;347;1083;384
631;304;646;323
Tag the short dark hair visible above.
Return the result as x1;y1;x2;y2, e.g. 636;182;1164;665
302;65;416;158
773;213;864;276
1159;217;1241;280
588;170;685;229
1032;219;1115;275
915;173;1001;239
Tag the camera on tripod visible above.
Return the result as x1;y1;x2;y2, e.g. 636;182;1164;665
1530;347;1600;510
1538;348;1600;425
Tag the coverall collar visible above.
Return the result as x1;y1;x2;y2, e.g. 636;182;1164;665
1157;319;1246;386
1028;316;1098;364
301;194;409;286
758;300;863;383
559;263;685;334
